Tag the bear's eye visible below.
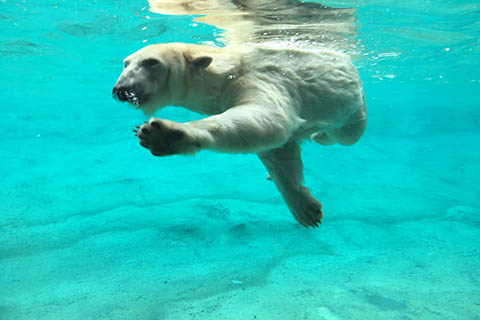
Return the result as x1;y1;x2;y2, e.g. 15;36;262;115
123;61;130;69
143;58;161;68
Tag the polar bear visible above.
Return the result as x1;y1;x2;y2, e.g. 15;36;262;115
112;0;367;227
112;42;366;227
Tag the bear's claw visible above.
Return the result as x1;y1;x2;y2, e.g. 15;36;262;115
289;192;323;227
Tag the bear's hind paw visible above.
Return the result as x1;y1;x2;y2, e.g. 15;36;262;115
291;196;323;228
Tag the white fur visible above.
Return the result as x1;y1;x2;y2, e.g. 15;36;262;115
114;42;367;226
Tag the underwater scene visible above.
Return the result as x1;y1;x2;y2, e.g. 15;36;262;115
0;0;479;319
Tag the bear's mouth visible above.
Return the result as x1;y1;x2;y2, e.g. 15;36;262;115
112;88;149;109
124;91;141;108
117;91;139;108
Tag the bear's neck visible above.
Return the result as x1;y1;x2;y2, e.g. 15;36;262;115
171;53;247;115
172;97;229;115
173;81;237;115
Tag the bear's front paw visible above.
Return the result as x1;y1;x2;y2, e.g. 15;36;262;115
135;118;199;156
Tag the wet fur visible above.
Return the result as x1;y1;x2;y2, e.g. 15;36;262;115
113;1;367;227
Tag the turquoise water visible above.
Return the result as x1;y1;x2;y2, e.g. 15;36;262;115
1;0;479;319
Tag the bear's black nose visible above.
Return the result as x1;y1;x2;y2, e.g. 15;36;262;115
112;86;129;101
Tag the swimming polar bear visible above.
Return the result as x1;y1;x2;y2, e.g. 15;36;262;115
112;42;366;227
112;0;367;227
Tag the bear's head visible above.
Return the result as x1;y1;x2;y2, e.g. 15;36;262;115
112;43;213;115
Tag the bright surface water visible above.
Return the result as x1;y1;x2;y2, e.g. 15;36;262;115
0;0;479;319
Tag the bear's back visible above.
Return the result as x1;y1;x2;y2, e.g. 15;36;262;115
240;46;363;122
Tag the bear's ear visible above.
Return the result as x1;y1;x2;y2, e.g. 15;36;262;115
191;56;213;69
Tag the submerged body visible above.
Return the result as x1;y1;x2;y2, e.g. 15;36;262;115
113;43;367;227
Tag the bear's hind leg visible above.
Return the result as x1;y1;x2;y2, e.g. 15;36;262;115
258;140;322;227
311;106;367;147
311;131;336;146
333;109;367;146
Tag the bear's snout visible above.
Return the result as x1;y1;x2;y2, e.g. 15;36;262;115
112;85;130;102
